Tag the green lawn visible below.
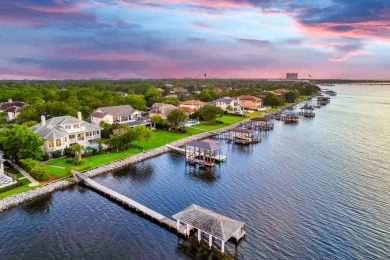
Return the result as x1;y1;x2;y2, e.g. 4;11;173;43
0;179;40;199
45;114;264;171
46;148;141;171
45;166;70;178
296;95;311;101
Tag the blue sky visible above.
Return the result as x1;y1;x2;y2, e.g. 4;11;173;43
1;0;389;80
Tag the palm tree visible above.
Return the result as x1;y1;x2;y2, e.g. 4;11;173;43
71;144;83;162
96;138;104;153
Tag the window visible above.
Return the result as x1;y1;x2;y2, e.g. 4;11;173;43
48;140;54;147
73;124;79;129
65;125;71;130
69;134;75;139
56;139;61;146
64;137;67;142
86;132;91;137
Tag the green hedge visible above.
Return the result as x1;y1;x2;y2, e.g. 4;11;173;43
19;158;50;181
0;181;23;193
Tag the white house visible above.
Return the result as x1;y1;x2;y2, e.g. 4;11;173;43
211;97;242;113
90;105;142;126
0;99;26;122
31;112;102;156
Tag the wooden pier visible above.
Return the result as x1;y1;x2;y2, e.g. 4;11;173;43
74;172;187;236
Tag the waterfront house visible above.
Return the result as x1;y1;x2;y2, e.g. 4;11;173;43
211;97;242;113
0;99;26;122
149;103;177;119
91;105;142;126
238;95;263;110
179;100;207;112
31;112;101;156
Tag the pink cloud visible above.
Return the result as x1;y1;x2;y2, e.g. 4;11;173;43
329;49;375;62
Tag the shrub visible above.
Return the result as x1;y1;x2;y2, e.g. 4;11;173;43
64;147;73;157
41;154;49;161
0;181;23;193
19;158;50;181
52;150;62;158
66;158;73;164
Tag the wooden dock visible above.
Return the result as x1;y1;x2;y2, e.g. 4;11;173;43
74;172;187;236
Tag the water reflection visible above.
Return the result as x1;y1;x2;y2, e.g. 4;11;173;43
185;165;220;184
231;143;255;154
176;236;238;260
21;194;52;215
112;162;154;182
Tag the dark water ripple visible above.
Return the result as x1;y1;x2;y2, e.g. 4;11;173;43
1;84;390;259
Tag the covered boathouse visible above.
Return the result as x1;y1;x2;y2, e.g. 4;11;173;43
250;116;274;130
185;139;225;166
173;204;246;253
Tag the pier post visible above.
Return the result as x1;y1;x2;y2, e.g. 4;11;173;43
221;240;225;253
197;229;201;243
176;220;180;232
209;234;212;248
186;224;190;236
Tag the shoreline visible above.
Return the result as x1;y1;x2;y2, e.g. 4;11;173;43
0;118;251;212
0;96;313;212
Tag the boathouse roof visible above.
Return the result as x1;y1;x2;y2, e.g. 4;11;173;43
300;105;314;110
251;116;270;122
230;128;254;133
186;139;221;150
172;204;245;242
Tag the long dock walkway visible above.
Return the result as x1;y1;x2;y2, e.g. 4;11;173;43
74;172;187;236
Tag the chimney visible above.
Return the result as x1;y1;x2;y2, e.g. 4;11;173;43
41;115;46;126
77;111;82;120
8;99;12;103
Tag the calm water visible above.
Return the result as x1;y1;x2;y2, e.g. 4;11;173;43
1;84;390;259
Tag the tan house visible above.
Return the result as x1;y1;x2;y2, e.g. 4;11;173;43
179;100;207;112
91;105;142;126
31;112;101;156
149;103;177;119
0;99;26;122
239;95;263;110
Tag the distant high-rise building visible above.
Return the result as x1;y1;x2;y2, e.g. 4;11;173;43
286;73;298;80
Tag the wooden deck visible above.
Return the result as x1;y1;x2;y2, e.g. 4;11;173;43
74;172;187;236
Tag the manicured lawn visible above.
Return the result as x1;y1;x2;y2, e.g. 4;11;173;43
45;166;70;178
45;114;262;171
296;95;311;101
46;148;141;171
0;179;40;199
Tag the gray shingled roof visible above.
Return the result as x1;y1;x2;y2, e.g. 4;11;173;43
31;116;101;140
94;105;137;117
186;139;221;150
212;97;235;104
172;204;245;241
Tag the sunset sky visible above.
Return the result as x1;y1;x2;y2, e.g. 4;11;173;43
1;0;389;80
